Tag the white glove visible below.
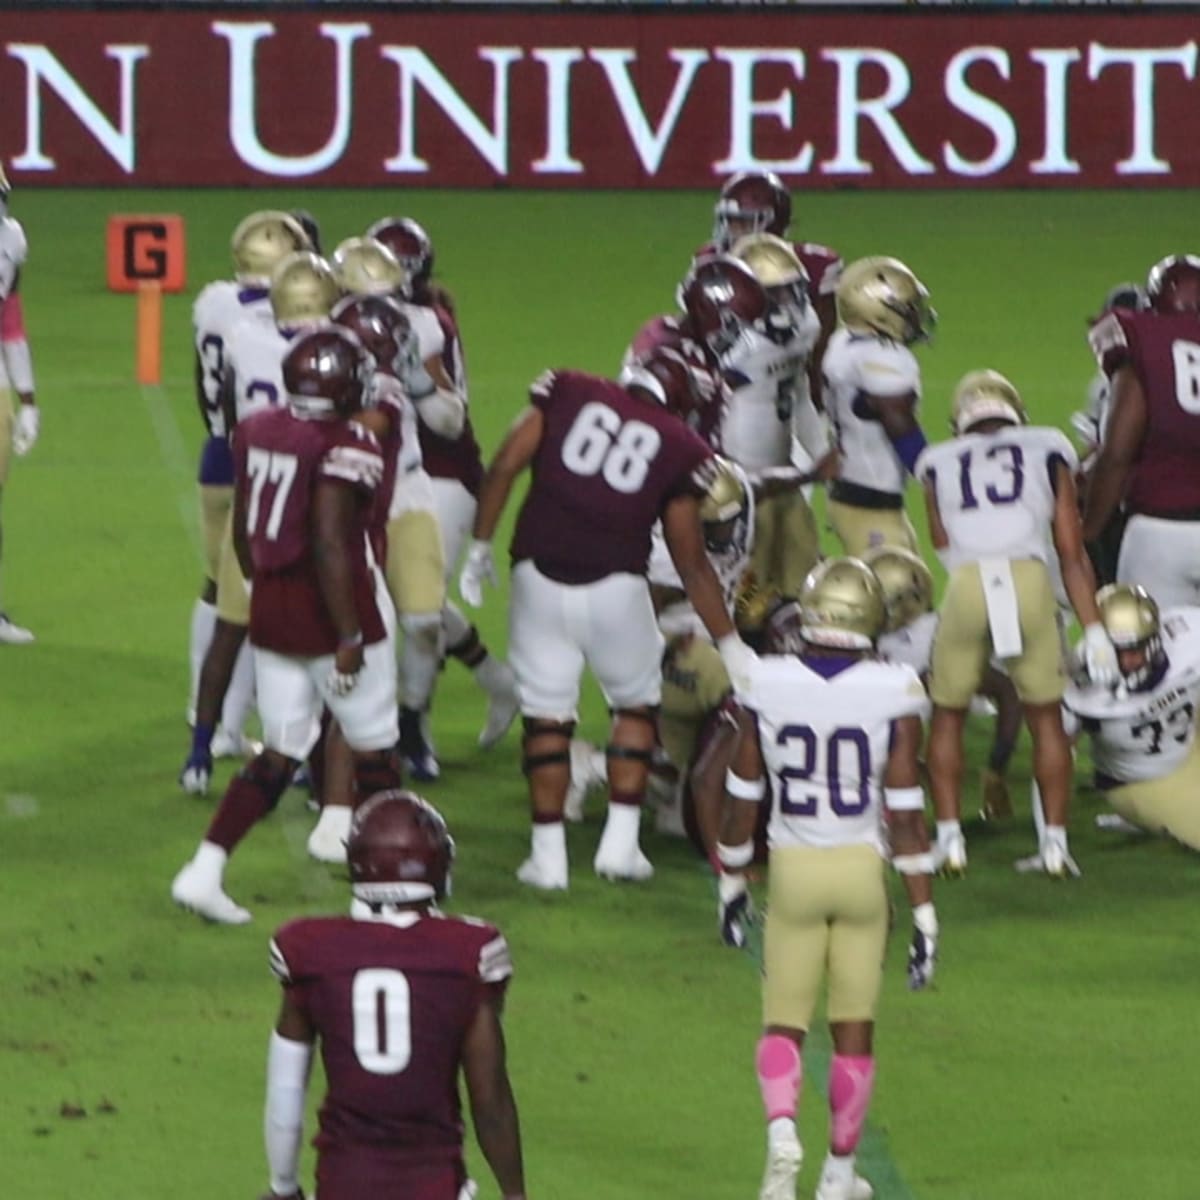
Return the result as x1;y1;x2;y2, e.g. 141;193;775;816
717;634;756;696
458;539;497;608
1082;622;1120;689
12;403;38;456
397;329;435;400
907;902;938;991
717;872;755;949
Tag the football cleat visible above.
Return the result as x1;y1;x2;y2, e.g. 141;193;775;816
1013;849;1082;878
307;805;352;864
478;663;519;750
1095;812;1143;835
210;728;263;760
979;768;1012;822
0;612;34;644
593;845;655;883
815;1172;874;1200
179;751;213;797
515;856;568;891
399;708;440;782
758;1127;803;1200
1039;830;1081;880
170;862;251;925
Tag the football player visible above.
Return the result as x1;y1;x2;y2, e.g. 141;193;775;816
180;252;339;795
823;257;935;557
0;164;40;644
725;232;836;596
1085;255;1200;606
865;545;1022;820
169;329;401;926
917;370;1118;876
623;253;767;449
188;211;311;744
704;170;843;407
458;354;756;889
369;216;519;763
1066;585;1200;850
261;791;527;1200
716;560;937;1200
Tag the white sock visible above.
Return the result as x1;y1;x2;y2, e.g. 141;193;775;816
1030;781;1046;842
220;636;255;736
821;1152;856;1185
189;600;217;714
474;652;512;696
314;805;352;837
598;802;641;856
1043;824;1067;851
767;1117;797;1149
400;616;443;709
442;600;472;647
531;821;567;866
936;819;962;849
193;840;228;887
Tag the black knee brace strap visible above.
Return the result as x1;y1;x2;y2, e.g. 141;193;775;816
605;743;656;764
521;717;575;776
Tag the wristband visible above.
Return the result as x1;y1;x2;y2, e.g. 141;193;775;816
893;852;936;876
725;768;766;802
884;785;925;812
716;839;754;870
337;631;363;650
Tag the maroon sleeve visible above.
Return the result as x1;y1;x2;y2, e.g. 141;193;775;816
528;369;559;411
318;421;384;498
1088;308;1134;376
269;919;318;1021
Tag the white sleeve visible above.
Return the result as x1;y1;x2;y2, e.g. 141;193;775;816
856;341;919;399
413;385;466;438
478;932;513;984
264;1031;313;1195
2;338;34;393
791;393;830;460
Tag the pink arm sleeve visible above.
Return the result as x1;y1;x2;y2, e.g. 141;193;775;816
2;294;27;342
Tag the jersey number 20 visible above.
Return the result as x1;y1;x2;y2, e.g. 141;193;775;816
776;724;872;817
561;402;663;495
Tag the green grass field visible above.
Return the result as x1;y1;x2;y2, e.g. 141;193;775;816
3;188;1200;1200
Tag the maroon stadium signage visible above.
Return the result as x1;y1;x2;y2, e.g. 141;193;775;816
2;9;1200;187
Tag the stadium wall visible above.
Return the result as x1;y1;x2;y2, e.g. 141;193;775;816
1;7;1197;188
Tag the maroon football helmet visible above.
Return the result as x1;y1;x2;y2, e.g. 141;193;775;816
1146;254;1200;314
348;790;455;904
712;171;792;250
762;598;806;656
622;345;707;423
366;216;434;288
679;255;768;361
331;293;414;377
282;326;371;418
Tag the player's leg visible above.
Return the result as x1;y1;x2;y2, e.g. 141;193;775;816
0;384;33;644
927;565;991;873
977;665;1021;820
386;509;447;781
307;720;354;863
828;500;916;559
190;477;233;720
821;845;889;1200
776;491;821;598
508;562;583;888
172;647;319;923
759;845;830;1200
211;519;257;756
1109;745;1200;850
433;478;518;747
586;573;665;880
1117;514;1200;610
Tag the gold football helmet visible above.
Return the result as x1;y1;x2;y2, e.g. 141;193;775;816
331;236;407;297
799;557;886;650
270;251;340;330
862;545;934;633
836;256;935;345
231;210;311;285
1097;583;1164;689
731;232;808;289
951;369;1027;434
698;458;749;553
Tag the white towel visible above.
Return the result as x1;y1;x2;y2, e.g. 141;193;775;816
979;557;1023;658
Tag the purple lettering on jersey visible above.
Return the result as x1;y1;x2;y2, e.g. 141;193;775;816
799;653;860;680
198;434;234;485
509;369;713;583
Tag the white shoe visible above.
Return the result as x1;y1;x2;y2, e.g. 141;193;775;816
564;740;606;823
593;845;654;882
307;805;352;864
758;1128;802;1200
516;856;568;891
815;1157;874;1200
1095;812;1143;835
211;728;263;759
478;663;519;749
171;862;251;925
1014;849;1082;878
0;612;34;644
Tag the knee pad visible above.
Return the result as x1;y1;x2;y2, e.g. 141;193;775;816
521;717;575;776
402;611;444;646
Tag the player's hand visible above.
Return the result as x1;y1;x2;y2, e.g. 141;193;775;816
179;748;212;796
328;639;364;697
717;871;755;949
907;903;938;991
12;403;39;455
459;540;496;608
717;634;756;696
397;330;436;400
1082;623;1120;689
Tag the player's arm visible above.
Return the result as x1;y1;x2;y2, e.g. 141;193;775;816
1;289;38;454
807;292;837;410
219;367;238;440
462;989;527;1200
712;710;766;947
883;713;938;991
232;458;254;582
312;478;365;681
411;353;466;438
262;989;316;1200
922;476;949;552
459;405;544;607
867;391;927;476
193;349;211;430
1081;363;1145;541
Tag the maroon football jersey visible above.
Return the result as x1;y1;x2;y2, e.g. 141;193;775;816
1090;308;1200;515
625;315;727;449
509;370;714;584
235;407;387;657
416;303;485;496
693;239;842;303
270;910;512;1174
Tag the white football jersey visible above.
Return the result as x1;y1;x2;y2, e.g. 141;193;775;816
368;372;436;517
0;216;28;300
227;319;291;425
916;425;1078;570
399;301;468;396
193;280;272;436
1065;607;1200;784
721;310;821;471
823;327;921;496
648;462;754;639
744;652;928;852
877;611;937;677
